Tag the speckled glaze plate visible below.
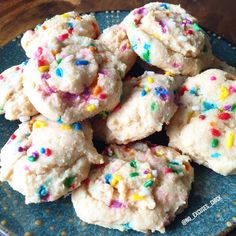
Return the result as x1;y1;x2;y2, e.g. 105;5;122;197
0;10;236;236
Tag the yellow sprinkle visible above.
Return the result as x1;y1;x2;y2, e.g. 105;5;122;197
156;151;164;156
147;77;154;84
113;174;123;181
145;87;150;93
226;132;234;149
209;121;216;127
226;221;232;227
33;120;47;129
187;111;194;122
86;104;96;112
110;179;118;187
38;65;50;72
151;33;160;40
219;86;229;101
165;71;174;76
232;216;236;222
61;13;71;18
146;173;153;179
131;194;144;201
60;124;72;130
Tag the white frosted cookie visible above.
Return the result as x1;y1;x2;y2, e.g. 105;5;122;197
23;36;125;123
99;24;137;74
122;2;214;75
0;63;38;120
72;142;193;233
21;12;100;58
0;115;103;204
92;71;178;144
167;69;236;175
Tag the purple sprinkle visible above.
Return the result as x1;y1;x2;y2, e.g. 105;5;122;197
18;147;24;152
43;86;55;95
133;7;146;15
109;200;123;208
32;151;39;158
41;72;51;80
224;105;232;111
143;169;149;174
159;20;167;33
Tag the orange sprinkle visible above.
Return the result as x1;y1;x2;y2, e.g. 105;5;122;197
183;162;191;171
103;58;109;64
92;86;102;96
42;25;47;30
209;121;216;127
89;46;97;53
75;16;81;20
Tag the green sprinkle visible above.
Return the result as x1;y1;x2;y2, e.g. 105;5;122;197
27;156;36;162
169;161;180;165
231;104;236;112
57;58;62;65
130;160;137;168
211;138;219;148
129;172;139;177
193;23;201;31
142;50;150;63
172;169;183;174
144;180;154;188
63;176;76;188
151;102;158;112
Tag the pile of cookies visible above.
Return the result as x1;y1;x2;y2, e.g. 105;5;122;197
0;2;235;234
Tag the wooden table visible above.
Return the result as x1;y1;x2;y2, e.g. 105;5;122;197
0;0;235;46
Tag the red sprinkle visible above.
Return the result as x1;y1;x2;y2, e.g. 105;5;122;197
81;178;90;186
199;115;206;120
179;85;188;96
45;148;52;156
165;168;172;174
10;134;16;140
58;33;69;41
99;93;107;99
113;104;121;112
0;75;4;80
68;28;74;34
15;66;20;71
185;29;193;35
210;128;221;137
218;112;231;120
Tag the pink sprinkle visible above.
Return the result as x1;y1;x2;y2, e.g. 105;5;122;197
15;66;20;71
229;85;236;94
172;62;181;68
0;75;4;80
99;93;107;99
210;75;216;80
99;69;109;76
133;7;146;15
35;47;43;57
165;168;172;174
58;33;69;41
24;165;31;171
121;43;128;52
109;200;123;208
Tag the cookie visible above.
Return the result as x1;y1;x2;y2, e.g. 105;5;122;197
92;71;178;144
0;115;103;204
99;24;137;74
21;11;100;58
212;58;236;76
23;36;125;123
122;2;214;75
0;63;38;120
167;69;236;175
72;142;193;233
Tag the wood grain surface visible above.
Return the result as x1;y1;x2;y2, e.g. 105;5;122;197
0;0;235;46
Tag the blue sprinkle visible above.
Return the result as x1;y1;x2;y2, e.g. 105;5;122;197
75;60;89;65
104;174;112;184
141;90;147;96
143;43;150;50
211;152;221;158
131;43;138;51
122;223;132;230
155;86;169;96
38;185;48;199
57;117;63;124
67;22;74;28
169;161;179;165
55;67;64;77
189;87;197;95
72;122;81;131
22;60;29;66
40;147;46;154
160;3;169;9
203;101;218;112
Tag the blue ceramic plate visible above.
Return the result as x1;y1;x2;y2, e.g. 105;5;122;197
0;11;236;236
